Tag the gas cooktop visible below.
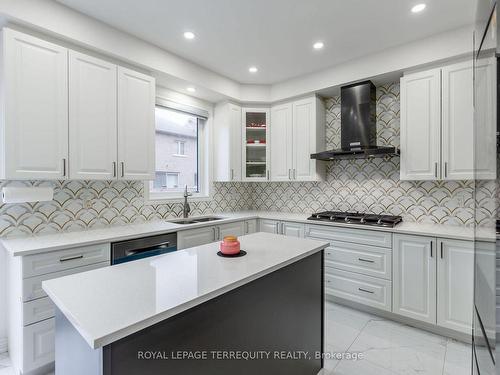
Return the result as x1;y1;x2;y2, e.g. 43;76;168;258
307;211;403;228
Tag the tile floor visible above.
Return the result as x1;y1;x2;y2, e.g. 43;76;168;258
323;302;472;375
0;302;472;375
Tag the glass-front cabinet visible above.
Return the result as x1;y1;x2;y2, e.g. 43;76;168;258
242;108;270;181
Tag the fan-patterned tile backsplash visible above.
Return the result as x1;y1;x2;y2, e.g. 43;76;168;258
0;82;495;238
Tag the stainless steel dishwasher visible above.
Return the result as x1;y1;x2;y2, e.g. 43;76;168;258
111;233;177;265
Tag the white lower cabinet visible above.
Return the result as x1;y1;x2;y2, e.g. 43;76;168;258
8;245;110;375
259;219;280;234
393;234;436;324
437;239;474;333
325;268;392;311
177;221;247;250
218;221;245;239
258;219;304;237
178;226;216;250
23;318;55;374
244;219;258;234
393;234;473;333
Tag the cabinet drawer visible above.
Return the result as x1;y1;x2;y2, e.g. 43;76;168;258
325;268;392;311
324;241;392;280
22;318;55;373
23;243;110;278
23;261;109;302
23;297;55;326
306;224;392;248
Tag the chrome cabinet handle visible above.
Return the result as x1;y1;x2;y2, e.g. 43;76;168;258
288;169;292;180
245;221;249;234
434;163;438;178
358;288;374;294
113;162;117;178
440;242;443;259
231;169;234;180
62;158;66;177
218;227;221;240
294;169;296;179
213;227;217;241
430;241;433;257
59;254;83;262
444;162;448;178
267;170;270;180
275;222;279;234
121;162;125;178
358;258;375;263
281;222;284;234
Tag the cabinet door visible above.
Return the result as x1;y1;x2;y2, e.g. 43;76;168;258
393;234;437;324
474;57;497;180
281;222;305;237
218;221;245;240
259;219;279;234
22;318;55;373
3;29;68;179
69;51;117;180
117;67;155;180
242;108;270;181
177;226;216;250
437;239;473;333
400;69;441;180
244;219;258;234
292;98;316;181
270;103;293;181
229;104;242;181
441;61;474;180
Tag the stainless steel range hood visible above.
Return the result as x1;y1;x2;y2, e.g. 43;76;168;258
311;80;399;161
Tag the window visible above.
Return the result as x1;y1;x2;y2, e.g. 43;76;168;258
147;104;209;201
166;172;179;189
175;141;186;156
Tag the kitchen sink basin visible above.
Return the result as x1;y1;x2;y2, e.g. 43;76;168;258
168;216;223;225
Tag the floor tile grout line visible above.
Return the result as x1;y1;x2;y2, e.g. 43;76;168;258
441;338;449;375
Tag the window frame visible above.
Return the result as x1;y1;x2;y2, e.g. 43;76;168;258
144;96;212;203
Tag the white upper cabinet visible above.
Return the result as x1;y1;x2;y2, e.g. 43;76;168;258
400;68;441;181
270;103;293;181
117;67;156;180
213;103;242;181
1;28;68;180
441;61;474;180
242;108;270;181
474;57;497;180
400;60;495;181
69;51;117;180
293;97;324;181
270;96;325;182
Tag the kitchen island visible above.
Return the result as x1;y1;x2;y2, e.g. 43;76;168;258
42;232;328;375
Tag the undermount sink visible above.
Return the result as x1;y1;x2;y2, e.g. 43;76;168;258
168;216;223;225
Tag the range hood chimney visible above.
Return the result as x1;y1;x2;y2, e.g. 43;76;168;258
311;80;399;160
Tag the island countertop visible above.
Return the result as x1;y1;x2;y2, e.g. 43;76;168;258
42;232;328;349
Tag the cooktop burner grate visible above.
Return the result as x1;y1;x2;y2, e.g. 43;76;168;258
307;211;403;228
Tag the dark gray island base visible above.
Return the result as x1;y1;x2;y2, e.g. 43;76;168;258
55;251;324;375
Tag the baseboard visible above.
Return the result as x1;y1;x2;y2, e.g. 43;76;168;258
0;336;7;354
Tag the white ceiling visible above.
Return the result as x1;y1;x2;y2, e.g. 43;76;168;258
55;0;474;85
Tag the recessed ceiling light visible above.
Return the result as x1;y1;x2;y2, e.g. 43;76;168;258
183;31;195;40
187;87;196;93
411;3;426;13
313;41;324;50
248;66;258;73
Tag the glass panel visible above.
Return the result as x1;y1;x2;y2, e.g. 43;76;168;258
151;107;199;194
245;111;267;178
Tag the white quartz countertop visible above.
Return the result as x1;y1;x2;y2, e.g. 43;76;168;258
1;210;494;256
42;232;328;349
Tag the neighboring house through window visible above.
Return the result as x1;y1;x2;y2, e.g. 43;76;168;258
147;103;209;201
